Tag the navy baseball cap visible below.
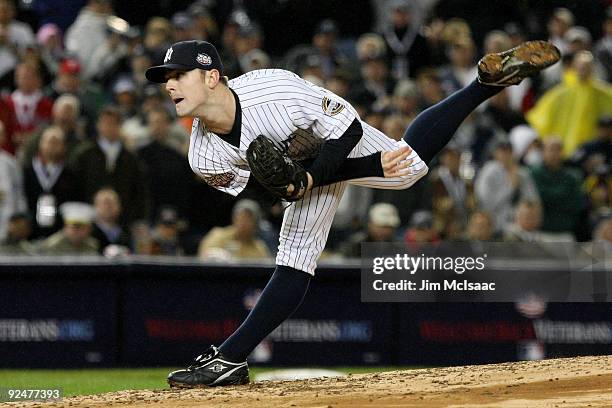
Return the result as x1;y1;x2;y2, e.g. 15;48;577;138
145;40;224;83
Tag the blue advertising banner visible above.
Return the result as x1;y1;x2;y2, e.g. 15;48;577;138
0;273;118;368
0;258;610;368
396;302;612;365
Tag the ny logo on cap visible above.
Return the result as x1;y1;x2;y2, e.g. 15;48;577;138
164;47;173;63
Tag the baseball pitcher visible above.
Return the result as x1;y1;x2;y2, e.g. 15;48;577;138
145;39;560;388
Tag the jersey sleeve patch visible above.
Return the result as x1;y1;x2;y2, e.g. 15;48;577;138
202;172;236;188
321;96;345;116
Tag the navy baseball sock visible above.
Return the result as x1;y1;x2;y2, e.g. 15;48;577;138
403;80;502;164
219;265;311;362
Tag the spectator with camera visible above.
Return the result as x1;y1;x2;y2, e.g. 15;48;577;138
64;0;113;74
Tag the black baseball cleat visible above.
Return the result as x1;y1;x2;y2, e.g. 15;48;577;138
167;346;249;388
477;40;561;86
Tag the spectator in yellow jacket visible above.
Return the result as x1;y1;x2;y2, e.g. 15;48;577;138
526;51;612;157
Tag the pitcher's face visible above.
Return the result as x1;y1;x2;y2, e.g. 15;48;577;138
165;69;208;117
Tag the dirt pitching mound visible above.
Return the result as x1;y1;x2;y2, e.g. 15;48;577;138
15;355;612;407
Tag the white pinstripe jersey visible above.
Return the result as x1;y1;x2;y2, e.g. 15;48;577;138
187;69;358;196
188;68;428;274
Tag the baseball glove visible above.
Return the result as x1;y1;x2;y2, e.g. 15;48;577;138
246;135;309;202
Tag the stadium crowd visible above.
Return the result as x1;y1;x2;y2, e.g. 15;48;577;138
0;0;611;259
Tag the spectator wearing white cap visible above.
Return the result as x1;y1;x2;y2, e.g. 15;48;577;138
39;201;99;254
564;26;607;81
565;26;593;55
112;76;138;119
544;25;607;88
339;203;401;258
509;125;542;167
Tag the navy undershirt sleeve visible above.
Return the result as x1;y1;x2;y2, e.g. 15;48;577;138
306;118;363;187
300;152;383;186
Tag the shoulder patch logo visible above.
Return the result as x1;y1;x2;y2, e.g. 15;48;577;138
321;96;345;116
197;53;212;66
202;172;235;188
164;47;173;63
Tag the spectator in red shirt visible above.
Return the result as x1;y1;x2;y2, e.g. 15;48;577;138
3;62;53;154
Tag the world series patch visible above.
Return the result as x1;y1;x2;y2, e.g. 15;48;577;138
202;172;235;188
197;53;212;66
